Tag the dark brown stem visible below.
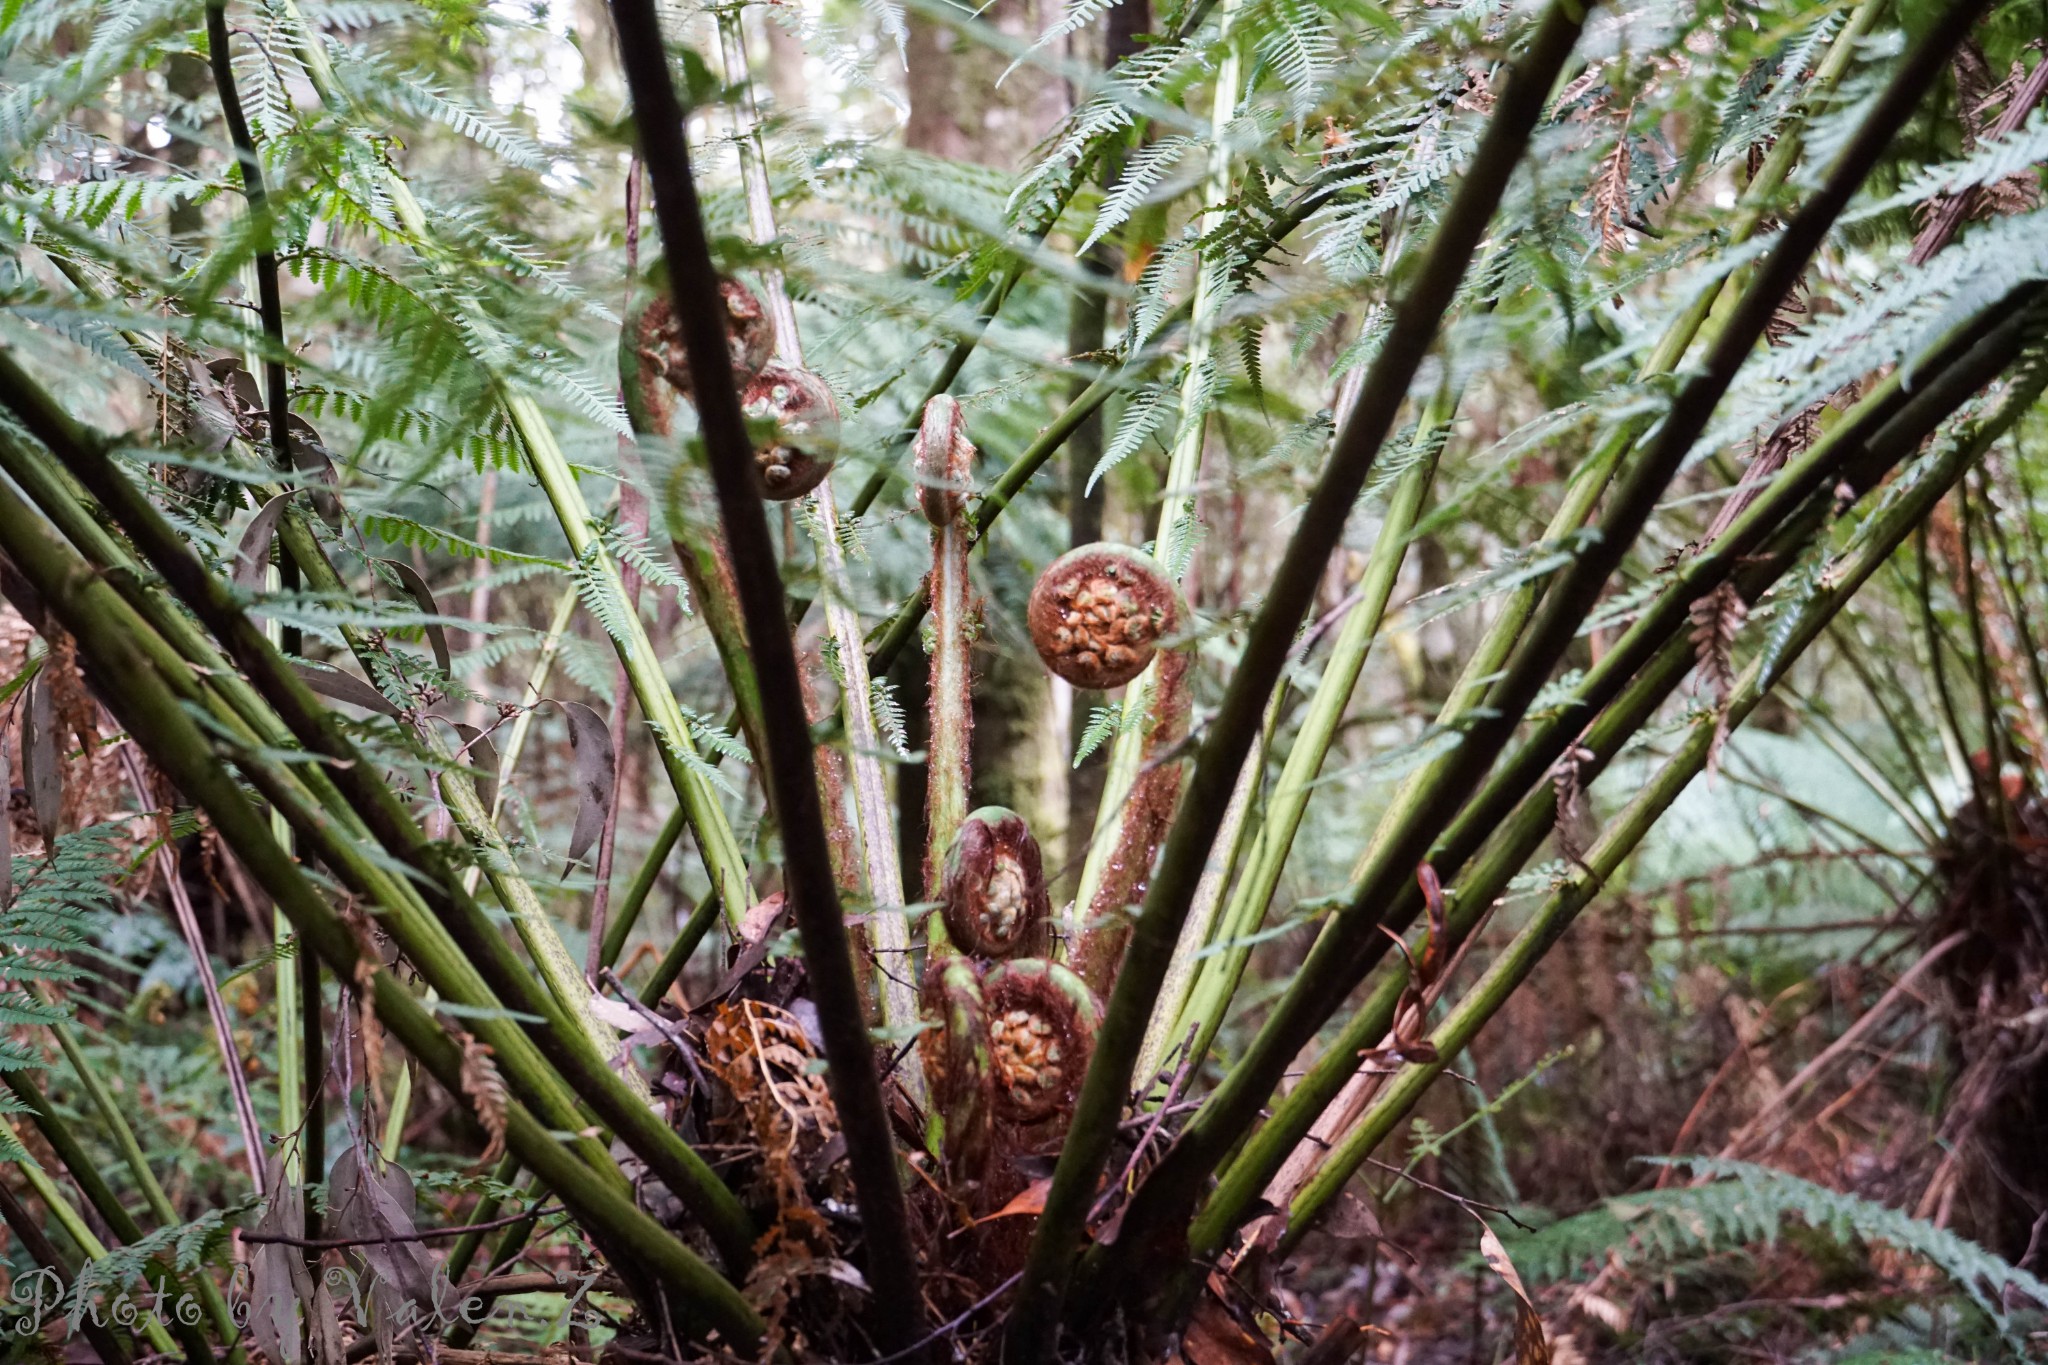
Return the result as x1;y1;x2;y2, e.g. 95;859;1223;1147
243;1207;551;1249
1909;52;2048;265
203;3;290;474
606;5;928;1357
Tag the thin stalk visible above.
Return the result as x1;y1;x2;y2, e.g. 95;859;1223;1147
1161;388;1449;1070
1067;0;1243;989
1085;4;1991;1296
587;503;646;982
1915;526;1978;787
0;1175;133;1365
1794;695;1943;845
1279;381;2033;1251
158;815;267;1186
1832;626;1947;810
1003;3;1596;1352
1133;726;1265;1089
2;1080;215;1362
708;6;920;1091
1974;475;2048;740
638;891;723;1005
601;803;686;969
610;4;928;1354
1185;288;2045;1268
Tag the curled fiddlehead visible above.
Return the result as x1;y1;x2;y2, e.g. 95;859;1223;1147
741;363;839;501
940;807;1050;960
981;959;1101;1125
1026;543;1182;690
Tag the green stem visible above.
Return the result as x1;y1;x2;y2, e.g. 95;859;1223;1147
0;358;756;1273
1003;3;1596;1352
1279;379;2032;1251
1084;2;1990;1296
601;803;686;970
1159;388;1449;1071
0;473;763;1349
1183;286;2044;1269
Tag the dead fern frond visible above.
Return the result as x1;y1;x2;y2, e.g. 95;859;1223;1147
1690;583;1748;781
457;1030;508;1163
1591;121;1634;259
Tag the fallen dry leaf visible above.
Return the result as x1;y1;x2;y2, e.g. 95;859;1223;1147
1181;1293;1274;1365
1478;1223;1552;1365
962;1177;1051;1229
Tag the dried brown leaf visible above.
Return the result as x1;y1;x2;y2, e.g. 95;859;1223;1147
1479;1224;1552;1364
1591;127;1633;259
1689;582;1747;781
560;700;615;866
234;494;292;592
22;668;58;840
1182;1293;1274;1365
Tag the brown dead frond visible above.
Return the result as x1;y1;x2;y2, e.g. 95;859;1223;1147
1591;125;1634;260
1689;583;1747;781
457;1030;508;1164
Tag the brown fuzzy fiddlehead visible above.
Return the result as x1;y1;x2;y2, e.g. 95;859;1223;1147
940;807;1050;960
917;396;979;917
919;958;993;1169
741;363;839;501
1026;543;1181;690
629;278;774;419
981;959;1100;1125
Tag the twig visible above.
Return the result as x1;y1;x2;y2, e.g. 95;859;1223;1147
242;1207;556;1249
1363;1158;1528;1230
866;1272;1024;1365
1908;53;2048;265
120;741;266;1189
1097;1027;1200;1223
1716;931;1968;1160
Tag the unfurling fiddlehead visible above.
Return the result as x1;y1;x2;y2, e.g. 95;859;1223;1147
627;277;774;428
982;959;1101;1126
1027;543;1182;690
742;363;839;501
918;396;979;937
920;958;993;1169
940;807;1051;959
